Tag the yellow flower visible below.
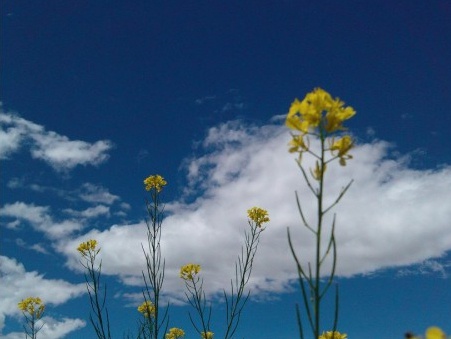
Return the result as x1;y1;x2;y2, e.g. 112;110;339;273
247;207;270;227
325;99;356;132
77;239;98;256
286;88;336;133
166;328;185;339
137;300;155;318
144;174;167;192
330;135;354;166
201;331;214;339
18;297;45;319
286;88;355;137
180;263;201;280
426;327;446;339
318;330;347;339
311;161;326;180
288;134;309;154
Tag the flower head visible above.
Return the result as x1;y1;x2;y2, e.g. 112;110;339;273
180;263;201;281
137;300;155;318
77;239;98;256
201;331;214;339
166;328;185;339
318;331;347;339
247;207;270;227
426;327;446;339
330;135;354;166
144;175;167;192
18;297;45;319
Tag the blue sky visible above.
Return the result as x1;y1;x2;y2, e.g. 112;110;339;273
1;1;451;338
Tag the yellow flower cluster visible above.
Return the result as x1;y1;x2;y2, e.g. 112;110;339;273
201;331;214;339
144;174;167;192
137;300;155;318
180;263;201;280
247;207;270;227
77;239;98;256
425;327;447;339
318;331;347;339
286;88;356;166
166;327;185;339
286;88;355;134
17;297;45;319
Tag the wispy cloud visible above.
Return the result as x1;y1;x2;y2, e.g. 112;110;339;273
0;256;86;336
0;202;85;239
0;107;113;171
57;120;451;301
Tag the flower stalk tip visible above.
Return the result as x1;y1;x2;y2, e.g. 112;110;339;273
144;174;167;192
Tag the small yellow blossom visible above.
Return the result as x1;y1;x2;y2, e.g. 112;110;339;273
325;99;356;132
247;207;270;227
201;331;214;339
330;135;354;166
18;297;45;319
288;134;309;154
180;263;201;280
166;327;185;339
137;300;155;318
311;161;326;180
318;330;347;339
426;327;446;339
144;175;167;192
77;239;98;256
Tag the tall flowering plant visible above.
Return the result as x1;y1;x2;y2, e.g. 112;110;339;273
140;175;170;339
78;239;112;339
180;207;269;339
17;297;45;339
286;88;355;339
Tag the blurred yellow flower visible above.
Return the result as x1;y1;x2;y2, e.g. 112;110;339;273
325;99;356;133
77;239;98;256
311;161;326;181
18;297;45;319
318;330;347;339
288;134;309;154
144;174;167;192
426;327;446;339
201;331;214;339
166;327;185;339
180;263;201;280
247;207;270;227
165;327;185;339
137;300;155;318
330;135;353;166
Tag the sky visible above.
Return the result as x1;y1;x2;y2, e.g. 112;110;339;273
1;1;451;338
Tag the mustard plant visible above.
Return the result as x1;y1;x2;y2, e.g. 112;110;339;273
140;174;170;338
17;297;45;339
78;239;112;339
180;207;269;339
285;88;355;339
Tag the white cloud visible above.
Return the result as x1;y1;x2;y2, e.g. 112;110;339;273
79;183;120;205
57;121;451;301
0;202;84;239
0;108;112;171
0;256;86;335
63;205;110;219
2;317;86;339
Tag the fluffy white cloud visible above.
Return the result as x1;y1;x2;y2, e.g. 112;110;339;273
0;202;85;239
2;317;86;339
0;107;112;171
0;256;86;335
57;121;451;301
